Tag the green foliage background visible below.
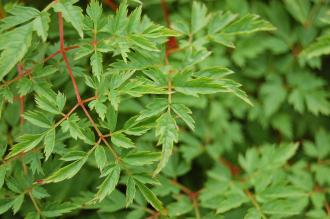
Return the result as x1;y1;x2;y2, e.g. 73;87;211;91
0;0;330;218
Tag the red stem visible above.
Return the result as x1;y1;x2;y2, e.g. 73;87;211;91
17;64;25;126
1;46;78;88
57;11;119;160
103;0;118;11
160;0;170;27
160;0;178;58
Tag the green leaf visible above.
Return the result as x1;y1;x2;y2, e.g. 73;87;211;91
12;194;24;214
61;114;86;141
129;35;159;52
74;44;93;60
260;76;287;116
53;0;84;38
113;1;128;33
244;208;262;219
135;180;164;212
90;52;103;81
126;176;136;207
32;187;50;199
16;77;33;96
0;165;6;189
174;77;222;97
94;146;107;171
94;165;121;202
216;194;248;214
105;104;117;132
153;112;178;176
207;11;238;35
41;202;76;217
44;129;56;161
122;151;161;166
272;143;299;167
0;6;39;32
284;0;310;24
43;156;88;183
88;99;107;121
168;195;193;217
0;199;14;215
56;92;66;112
301;36;330;59
6;133;45;159
25;212;40;219
111;132;135;148
127;6;142;33
0;24;33;81
60;151;87;162
191;1;209;34
35;94;60;115
24;111;52;128
86;0;103;26
136;99;168;121
261;197;308;217
258;185;307;200
172;104;195;130
222;14;276;35
33;12;50;42
133;174;160;186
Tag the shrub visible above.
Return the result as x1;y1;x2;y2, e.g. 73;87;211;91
0;0;329;218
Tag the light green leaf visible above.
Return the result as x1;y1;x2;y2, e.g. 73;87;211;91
284;0;310;24
35;95;60;115
111;132;135;148
25;212;40;219
33;12;50;42
301;36;330;59
44;129;56;161
88;99;107;121
153;112;178;176
44;156;88;183
216;194;248;214
244;208;262;219
12;194;24;214
0;6;39;31
172;104;195;130
135;180;164;212
41;202;76;217
60;151;87;162
191;1;209;34
261;197;308;217
105;104;117;132
272;143;299;167
56;92;66;112
222;14;275;35
127;6;142;33
136;99;168;121
90;52;103;81
174;77;222;97
61;114;86;141
86;0;103;26
0;199;14;215
6;133;45;159
53;0;84;38
123;151;161;166
168;195;193;217
129;35;159;52
24;111;52;128
94;165;121;202
126;176;136;207
0;165;6;189
0;24;33;81
94;146;107;171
